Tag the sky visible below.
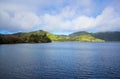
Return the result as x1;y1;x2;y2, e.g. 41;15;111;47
0;0;120;34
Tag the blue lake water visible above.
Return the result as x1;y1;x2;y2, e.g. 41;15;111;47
0;42;120;79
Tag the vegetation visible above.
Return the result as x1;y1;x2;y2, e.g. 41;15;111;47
1;30;120;44
69;34;104;42
0;30;51;44
69;31;120;42
47;33;69;41
28;34;51;43
92;32;120;41
0;35;25;44
69;31;90;36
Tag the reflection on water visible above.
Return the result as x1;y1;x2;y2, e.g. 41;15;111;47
0;42;120;79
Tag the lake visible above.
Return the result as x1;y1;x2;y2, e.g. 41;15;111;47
0;42;120;79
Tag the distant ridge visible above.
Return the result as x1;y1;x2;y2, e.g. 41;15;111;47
69;31;90;36
92;31;120;41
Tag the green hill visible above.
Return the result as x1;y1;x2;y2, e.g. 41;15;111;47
69;34;104;42
0;30;51;44
46;31;104;42
69;31;90;36
69;31;120;42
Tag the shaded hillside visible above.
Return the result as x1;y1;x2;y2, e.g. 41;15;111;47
92;32;120;41
14;30;51;43
0;35;25;44
0;30;51;44
69;31;90;36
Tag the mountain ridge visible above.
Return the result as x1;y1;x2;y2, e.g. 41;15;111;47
0;30;120;44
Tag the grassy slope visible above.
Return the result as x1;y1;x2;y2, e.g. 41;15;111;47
46;32;104;42
69;34;104;42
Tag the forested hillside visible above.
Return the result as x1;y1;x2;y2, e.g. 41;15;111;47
1;30;120;44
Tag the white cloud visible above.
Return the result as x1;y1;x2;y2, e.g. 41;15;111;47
72;16;95;30
0;10;40;32
12;12;40;30
39;7;120;32
0;0;120;33
94;7;120;31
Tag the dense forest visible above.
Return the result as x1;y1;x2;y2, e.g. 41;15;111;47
0;30;120;44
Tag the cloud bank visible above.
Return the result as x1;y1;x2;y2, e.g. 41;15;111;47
0;0;120;34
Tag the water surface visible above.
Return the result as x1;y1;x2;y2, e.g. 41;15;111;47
0;42;120;79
